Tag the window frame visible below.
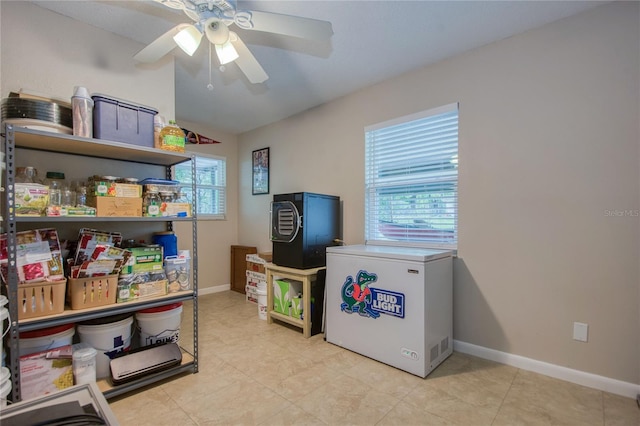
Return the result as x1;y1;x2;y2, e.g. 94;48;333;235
173;153;227;220
364;103;459;250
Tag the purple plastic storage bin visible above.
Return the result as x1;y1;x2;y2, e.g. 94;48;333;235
92;94;158;147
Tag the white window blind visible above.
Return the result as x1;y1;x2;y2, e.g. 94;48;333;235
365;103;458;247
174;154;226;219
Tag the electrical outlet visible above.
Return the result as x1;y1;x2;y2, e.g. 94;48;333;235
573;322;588;342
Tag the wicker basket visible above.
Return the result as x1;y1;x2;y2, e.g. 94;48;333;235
68;274;118;310
15;279;66;319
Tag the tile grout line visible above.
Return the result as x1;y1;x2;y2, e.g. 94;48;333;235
489;367;521;425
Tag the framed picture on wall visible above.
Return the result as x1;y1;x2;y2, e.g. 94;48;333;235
252;147;270;195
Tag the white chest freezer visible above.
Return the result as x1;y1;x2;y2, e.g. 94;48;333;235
325;244;453;378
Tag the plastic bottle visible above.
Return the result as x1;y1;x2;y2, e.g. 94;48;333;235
153;115;166;149
72;86;94;138
159;120;185;153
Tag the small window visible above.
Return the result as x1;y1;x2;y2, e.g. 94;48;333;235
365;103;458;248
174;154;226;219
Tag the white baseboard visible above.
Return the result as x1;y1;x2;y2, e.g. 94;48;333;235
198;284;230;296
454;340;640;399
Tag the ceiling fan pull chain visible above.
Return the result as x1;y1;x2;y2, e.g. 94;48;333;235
207;42;214;90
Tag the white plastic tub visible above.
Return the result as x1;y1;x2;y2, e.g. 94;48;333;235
18;323;75;357
136;303;182;347
0;366;11;408
77;315;133;379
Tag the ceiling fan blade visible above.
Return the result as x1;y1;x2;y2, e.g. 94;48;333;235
230;33;268;84
134;25;182;63
241;10;333;41
153;0;185;11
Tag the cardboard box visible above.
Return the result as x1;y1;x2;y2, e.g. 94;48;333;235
245;282;258;304
15;183;49;216
273;279;302;315
19;345;73;401
90;181;142;197
245;270;265;304
87;196;142;217
120;246;164;274
46;206;97;217
246;253;270;274
161;202;192;217
117;277;168;302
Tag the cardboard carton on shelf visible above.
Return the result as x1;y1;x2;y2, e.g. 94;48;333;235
86;196;142;217
246;252;272;274
120;245;164;274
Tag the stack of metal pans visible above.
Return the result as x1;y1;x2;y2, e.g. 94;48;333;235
1;96;73;133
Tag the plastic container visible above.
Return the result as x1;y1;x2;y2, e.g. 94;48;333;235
72;86;93;138
0;366;10;408
72;344;98;385
77;314;133;379
92;94;158;147
256;288;267;320
19;323;75;357
158;120;185;152
153;114;166;149
136;303;183;347
153;231;178;258
164;253;190;292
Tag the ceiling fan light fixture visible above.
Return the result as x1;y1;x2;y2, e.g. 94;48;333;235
173;24;202;56
215;40;239;64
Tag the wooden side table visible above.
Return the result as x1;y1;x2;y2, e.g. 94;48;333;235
265;263;325;338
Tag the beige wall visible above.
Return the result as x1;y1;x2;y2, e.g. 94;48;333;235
0;1;174;119
173;120;239;290
238;2;639;385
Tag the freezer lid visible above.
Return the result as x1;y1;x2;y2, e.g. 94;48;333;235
326;244;453;262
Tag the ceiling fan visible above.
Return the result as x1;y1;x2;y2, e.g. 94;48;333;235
134;0;333;84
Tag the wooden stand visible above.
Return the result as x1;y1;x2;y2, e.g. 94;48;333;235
265;263;325;338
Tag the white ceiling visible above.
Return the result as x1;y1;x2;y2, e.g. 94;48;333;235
32;0;608;135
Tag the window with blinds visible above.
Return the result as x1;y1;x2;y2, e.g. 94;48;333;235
365;103;458;247
174;154;226;219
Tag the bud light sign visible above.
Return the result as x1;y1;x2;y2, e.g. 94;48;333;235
370;288;405;318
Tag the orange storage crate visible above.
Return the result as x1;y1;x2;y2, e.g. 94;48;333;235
68;274;118;309
15;279;66;319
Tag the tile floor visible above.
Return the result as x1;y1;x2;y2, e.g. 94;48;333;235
109;291;639;425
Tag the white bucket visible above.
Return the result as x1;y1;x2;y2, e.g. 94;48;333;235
1;366;11;408
19;323;75;357
256;289;267;320
1;295;8;367
136;303;183;347
77;315;133;379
